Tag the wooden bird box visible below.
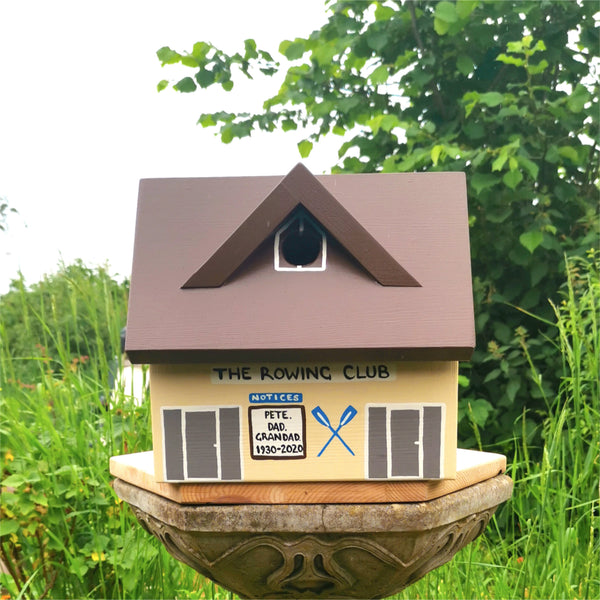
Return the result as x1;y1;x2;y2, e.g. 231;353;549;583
125;164;475;484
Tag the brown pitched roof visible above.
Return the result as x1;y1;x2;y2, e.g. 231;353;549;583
125;166;474;363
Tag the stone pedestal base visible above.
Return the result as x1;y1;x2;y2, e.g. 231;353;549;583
113;474;512;599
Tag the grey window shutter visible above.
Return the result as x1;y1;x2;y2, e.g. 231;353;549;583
163;409;184;481
367;406;388;479
423;406;443;478
219;407;242;480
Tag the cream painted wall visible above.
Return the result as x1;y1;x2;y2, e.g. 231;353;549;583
150;361;458;482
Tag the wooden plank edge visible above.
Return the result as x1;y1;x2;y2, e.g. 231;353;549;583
110;450;506;505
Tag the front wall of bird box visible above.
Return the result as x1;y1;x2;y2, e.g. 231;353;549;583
149;361;458;483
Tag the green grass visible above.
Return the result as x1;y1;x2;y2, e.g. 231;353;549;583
0;265;228;599
0;254;598;599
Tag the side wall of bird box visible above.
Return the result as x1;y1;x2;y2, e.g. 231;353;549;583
149;361;458;483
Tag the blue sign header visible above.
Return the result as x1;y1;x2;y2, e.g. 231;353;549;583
249;392;303;404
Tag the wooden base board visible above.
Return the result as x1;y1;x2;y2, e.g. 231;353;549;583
110;449;506;504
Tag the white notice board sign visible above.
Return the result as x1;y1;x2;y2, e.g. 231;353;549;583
248;406;306;460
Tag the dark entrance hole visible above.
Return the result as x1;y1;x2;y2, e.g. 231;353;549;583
281;226;322;266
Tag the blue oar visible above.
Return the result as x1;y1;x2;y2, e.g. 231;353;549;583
312;405;357;456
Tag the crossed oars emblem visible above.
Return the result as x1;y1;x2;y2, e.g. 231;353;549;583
311;405;357;456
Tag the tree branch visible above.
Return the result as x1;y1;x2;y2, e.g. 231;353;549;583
408;2;426;54
0;540;24;594
407;2;448;121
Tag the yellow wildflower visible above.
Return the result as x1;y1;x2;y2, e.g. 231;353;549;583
91;551;106;562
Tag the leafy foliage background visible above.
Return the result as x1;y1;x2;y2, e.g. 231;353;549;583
156;0;599;453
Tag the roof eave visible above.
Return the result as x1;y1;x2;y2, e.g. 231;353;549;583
126;346;474;365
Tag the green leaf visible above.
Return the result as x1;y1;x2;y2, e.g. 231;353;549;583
545;145;560;163
558;146;580;163
366;115;381;133
457;54;474;76
506;378;521;403
0;519;19;537
456;0;478;19
181;55;199;68
517;156;539;180
435;1;459;23
530;261;548;287
370;64;389;85
198;113;216;127
423;120;436;134
528;59;548;75
567;84;591;113
368;113;400;135
463;91;479;117
458;374;470;388
337;95;361;112
244;39;258;60
173;77;197;93
503;169;523;190
157;79;169;92
221;80;234;91
382;155;399;172
483;369;502;383
32;492;48;507
367;30;389;52
19;498;36;515
492;151;508;172
313;43;337;66
471;173;500;194
498;105;524;118
496;53;525;67
374;4;396;20
532;39;547;53
434;18;450;36
464;121;484;140
280;39;306;60
70;556;89;579
2;473;26;488
431;145;443;166
479;91;504;107
519;230;544;254
192;41;212;61
156;46;181;65
506;40;523;53
411;69;434;86
486;205;512;223
467;398;494;427
281;119;297;132
196;69;215;88
221;126;234;144
298;139;313;158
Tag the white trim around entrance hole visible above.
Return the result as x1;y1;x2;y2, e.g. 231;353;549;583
274;213;327;272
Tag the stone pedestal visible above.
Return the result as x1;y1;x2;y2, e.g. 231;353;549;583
113;473;512;599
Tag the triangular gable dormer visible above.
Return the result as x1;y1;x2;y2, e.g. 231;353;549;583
182;164;420;288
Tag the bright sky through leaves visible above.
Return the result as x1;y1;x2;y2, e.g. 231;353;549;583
0;0;333;293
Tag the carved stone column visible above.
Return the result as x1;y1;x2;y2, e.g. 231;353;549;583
114;474;512;599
